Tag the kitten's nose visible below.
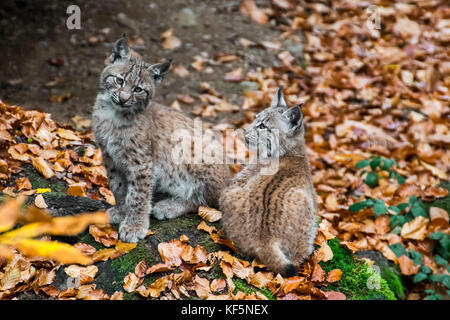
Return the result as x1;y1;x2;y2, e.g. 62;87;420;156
119;91;131;104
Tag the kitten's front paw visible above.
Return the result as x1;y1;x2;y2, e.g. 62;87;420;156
118;220;148;243
107;207;124;224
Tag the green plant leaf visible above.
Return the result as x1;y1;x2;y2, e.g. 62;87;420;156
411;201;428;218
420;265;432;274
435;254;448;267
373;200;387;216
397;203;409;212
365;172;379;188
370;157;382;171
408;249;423;265
381;159;394;170
413;272;428;283
349;199;374;213
356;159;370;169
389;243;408;258
388;205;401;214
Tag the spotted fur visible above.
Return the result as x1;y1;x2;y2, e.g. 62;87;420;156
92;35;229;243
219;88;318;277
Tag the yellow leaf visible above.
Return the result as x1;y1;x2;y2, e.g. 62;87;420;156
0;222;52;241
50;211;108;236
115;241;137;253
11;239;92;265
36;188;51;194
0;196;25;233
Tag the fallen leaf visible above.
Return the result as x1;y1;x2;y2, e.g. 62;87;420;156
89;224;118;247
123;272;141;293
401;216;429;240
34;194;48;209
326;269;342;283
198;206;223;222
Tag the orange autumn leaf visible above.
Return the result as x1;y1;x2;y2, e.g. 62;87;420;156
198;206;222;222
89;224;118;247
15;177;31;191
239;0;268;24
66;184;87;197
310;263;325;282
400;216;429;240
326;269;342;283
32;157;54;179
398;255;420;275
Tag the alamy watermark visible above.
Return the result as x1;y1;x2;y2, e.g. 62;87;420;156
66;5;81;30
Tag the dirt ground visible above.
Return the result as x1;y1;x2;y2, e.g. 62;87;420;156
0;0;287;125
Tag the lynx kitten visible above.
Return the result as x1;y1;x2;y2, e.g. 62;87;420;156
92;35;229;243
219;88;318;277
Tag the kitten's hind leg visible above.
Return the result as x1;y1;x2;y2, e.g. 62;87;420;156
255;239;299;278
152;199;198;220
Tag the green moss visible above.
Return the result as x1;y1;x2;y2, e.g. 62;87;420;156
320;238;396;300
22;166;67;193
232;278;276;300
380;266;405;299
110;242;160;283
78;232;105;251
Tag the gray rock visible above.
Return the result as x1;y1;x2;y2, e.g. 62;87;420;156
173;8;198;27
239;81;260;91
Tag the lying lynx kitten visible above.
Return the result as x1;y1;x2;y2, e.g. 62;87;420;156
92;35;229;243
219;88;318;277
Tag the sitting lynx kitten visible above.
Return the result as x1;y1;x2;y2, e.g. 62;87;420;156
92;35;229;243
219;88;318;277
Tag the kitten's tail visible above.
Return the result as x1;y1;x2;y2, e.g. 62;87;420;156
256;239;299;278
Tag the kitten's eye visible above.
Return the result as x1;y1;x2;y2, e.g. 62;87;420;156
133;86;143;93
257;123;267;129
115;77;124;86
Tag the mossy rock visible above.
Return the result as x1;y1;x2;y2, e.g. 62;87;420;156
320;238;397;300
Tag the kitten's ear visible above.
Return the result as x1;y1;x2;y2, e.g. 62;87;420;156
109;34;130;63
270;86;287;109
149;58;172;84
282;105;303;133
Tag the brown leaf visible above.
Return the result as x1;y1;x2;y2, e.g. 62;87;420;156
401;216;429;240
239;0;268;24
310;263;325;282
89;224;118;247
147;276;170;298
146;263;174;274
64;265;98;279
161;28;181;50
15;177;31;191
194;275;211;299
398;255;420;275
32;157;54;179
134;259;148;278
99;187;116;205
123;272;141;293
210;279;226;292
326;269;342;283
34;194;48;209
198;206;223;222
158;239;185;267
66;184;87;197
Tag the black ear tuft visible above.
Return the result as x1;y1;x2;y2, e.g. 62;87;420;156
270;86;287;109
149;59;173;84
109;34;130;63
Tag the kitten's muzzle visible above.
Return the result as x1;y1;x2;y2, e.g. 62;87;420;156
118;91;131;105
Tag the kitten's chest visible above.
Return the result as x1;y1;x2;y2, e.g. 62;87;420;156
93;112;139;156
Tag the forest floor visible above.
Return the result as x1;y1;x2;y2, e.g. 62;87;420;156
0;0;449;300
